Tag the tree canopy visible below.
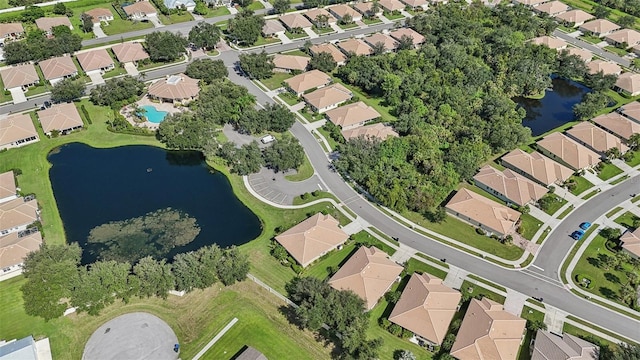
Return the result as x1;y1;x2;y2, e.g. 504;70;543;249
50;78;85;103
188;21;221;50
144;31;188;62
185;58;229;84
309;52;337;73
263;134;305;172
3;29;82;64
227;10;265;46
239;51;275;79
89;76;145;107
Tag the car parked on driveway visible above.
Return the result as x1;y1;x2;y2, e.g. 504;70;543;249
571;230;585;240
580;222;591;230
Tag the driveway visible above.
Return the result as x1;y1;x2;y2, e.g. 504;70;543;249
147;15;164;28
123;62;139;76
93;23;107;38
9;87;26;104
87;71;105;85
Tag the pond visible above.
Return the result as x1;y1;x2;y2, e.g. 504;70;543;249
514;77;591;137
48;143;262;264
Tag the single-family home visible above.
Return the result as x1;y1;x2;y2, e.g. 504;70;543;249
37;103;84;136
272;54;310;73
633;43;640;56
473;165;548;207
84;8;114;24
501;149;573;187
353;2;383;17
337;38;373;56
76;49;115;75
563;47;592;63
39;55;78;85
0;64;39;92
604;29;640;48
400;0;429;11
536;132;601;171
111;42;150;66
592;112;640;141
579;19;620;37
342;123;398;141
379;0;404;13
164;0;196;11
531;331;599;360
235;346;267;360
364;33;399;52
586;59;621;75
35;17;73;35
262;19;286;38
0;23;24;44
388;273;461;345
619;101;640;124
555;9;594;27
0;114;39;151
328;4;362;22
533;0;569;16
309;43;347;65
328;246;403;310
512;0;548;6
614;72;640;96
389;28;425;47
325;101;381;129
283;69;332;96
450;298;526;360
303;83;353;113
274;213;349;268
531;35;568;50
122;1;158;20
0;230;42;272
0;197;39;236
0;336;51;360
147;73;200;104
566;121;629;155
0;171;17;204
620;227;640;258
304;8;337;27
279;13;313;32
445;188;521;238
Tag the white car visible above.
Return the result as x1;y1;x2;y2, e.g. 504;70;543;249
260;135;276;144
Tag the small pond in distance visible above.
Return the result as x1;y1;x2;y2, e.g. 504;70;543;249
48;143;262;264
514;77;591;137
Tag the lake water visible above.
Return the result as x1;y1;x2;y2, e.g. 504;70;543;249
48;143;262;264
515;77;591;137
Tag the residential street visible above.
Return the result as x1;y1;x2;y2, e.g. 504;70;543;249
552;30;631;68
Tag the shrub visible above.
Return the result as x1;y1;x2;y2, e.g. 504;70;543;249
389;323;403;336
80;105;93;125
475;227;485;235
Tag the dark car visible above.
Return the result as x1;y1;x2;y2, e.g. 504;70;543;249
571;230;585;241
44;101;51;108
580;222;591;230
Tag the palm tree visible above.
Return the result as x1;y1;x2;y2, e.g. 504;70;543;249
618;283;635;305
626;271;638;286
605;147;621;160
371;41;386;55
628;133;640;150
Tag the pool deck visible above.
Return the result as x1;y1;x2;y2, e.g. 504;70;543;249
121;97;185;130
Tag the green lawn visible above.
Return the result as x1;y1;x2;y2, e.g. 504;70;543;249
362;17;382;25
102;18;154;36
292;191;339;205
159;12;194;25
284;31;308;40
252;35;281;47
597;162;623;180
562;322;618;349
557;205;574;219
614;211;639;229
283;49;309;57
245;1;264;10
261;72;293;90
405;258;448;279
277;92;300;106
315;126;338;151
332;78;394;122
460;280;506;304
203;6;231;17
102;66;128;79
0;78;13;103
0;0;10;9
338;22;358;30
24;84;50;98
606;207;623;218
582;189;600;200
579;35;602;44
300;110;325;122
604;45;629;57
137;57;184;71
569;176;594;196
304;243;357;279
284;153;314;181
312;26;334;34
383;11;405;20
626;150;640;167
518;213;543;240
540;194;568;215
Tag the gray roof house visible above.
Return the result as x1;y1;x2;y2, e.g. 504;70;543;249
164;0;196;10
532;331;598;360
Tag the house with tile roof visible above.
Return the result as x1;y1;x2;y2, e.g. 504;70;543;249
122;1;158;19
633;43;640;56
566;121;628;155
533;0;570;16
111;42;150;65
614;72;640;96
563;47;592;62
353;2;383;17
283;69;332;96
620;227;640;258
450;298;526;360
536;132;601;170
37;103;84;136
400;0;429;11
0;198;39;235
84;8;114;24
39;56;78;85
272;54;310;73
531;35;568;50
304;8;337;27
619;101;640;124
0;114;39;151
501;149;573;186
76;49;115;74
532;331;598;360
262;19;286;37
309;43;347;65
604;29;640;48
473;165;548;207
325;101;381;129
147;74;200;104
337;38;373;56
555;9;594;27
303;83;353;113
275;213;348;267
328;4;362;22
364;33;398;52
0;230;42;271
586;59;621;75
378;0;404;12
35;16;73;35
512;0;548;6
328;246;403;310
389;28;425;47
0;171;17;204
0;64;39;91
592;112;640;140
279;13;313;31
235;346;268;360
579;19;620;37
388;273;461;345
445;188;521;238
0;23;24;43
342;123;398;141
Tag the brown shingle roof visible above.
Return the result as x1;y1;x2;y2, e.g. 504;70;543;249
0;198;38;232
342;123;398;141
531;36;567;49
563;47;592;62
111;42;150;63
85;8;113;23
337;38;373;56
592;112;640;140
284;69;332;94
272;54;310;71
0;64;39;89
388;273;461;345
615;72;640;96
364;33;399;51
0;230;42;268
39;56;77;81
279;13;312;29
262;19;285;35
309;43;347;64
0;114;38;149
555;10;594;25
379;0;404;12
37;103;83;134
329;246;403;310
619;101;640;123
531;331;598;360
148;73;200;101
450;298;526;360
501;149;572;186
275;213;348;267
566;121;628;154
473;165;548;207
0;171;16;202
303;83;353;110
123;1;157;16
620;227;640;258
586;59;621;75
536;132;601;170
605;29;640;47
76;49;114;72
325;101;381;128
445;188;521;236
0;23;24;38
534;0;570;15
35;16;72;33
579;19;620;35
389;28;425;45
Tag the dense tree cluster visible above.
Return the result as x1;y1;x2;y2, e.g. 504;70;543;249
217;134;304;175
185;59;228;84
188;21;221;50
239;51;274;79
50;78;85;103
236;103;296;134
21;243;250;319
144;31;188;62
3;27;81;64
218;141;265;175
594;0;640;17
330;3;565;217
89;76;146;107
308;52;336;73
263;134;304;172
227;10;265;46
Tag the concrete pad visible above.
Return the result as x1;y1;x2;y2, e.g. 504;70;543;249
9;87;26;104
329;23;344;34
389;243;417;264
544;306;568;335
341;220;364;235
303;27;319;39
148;15;164;28
277;32;292;44
379;15;392;24
443;265;469;290
503;289;528;317
35;338;52;360
228;6;238;14
83;312;178;360
92;23;106;38
88;71;105;85
123;62;139;76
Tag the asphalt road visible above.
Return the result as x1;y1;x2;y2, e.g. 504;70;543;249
552;30;630;68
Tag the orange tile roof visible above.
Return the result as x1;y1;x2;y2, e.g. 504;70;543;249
309;43;347;64
555;10;594;24
304;8;336;23
37;103;83;134
565;121;628;153
39;55;77;81
620;228;640;258
327;4;360;19
586;59;621;75
531;36;568;49
619;101;640;123
279;13;312;29
337;38;373;56
579;19;620;35
445;188;520;236
364;33;399;51
0;23;24;38
0;230;42;268
473;165;548;206
0;198;38;232
148;73;200;101
564;47;592;62
342;123;398;141
615;72;640;96
76;49;114;72
605;29;640;47
123;1;157;16
0;64;38;89
35;16;72;33
379;0;404;12
303;83;353;110
592;112;640;140
536;132;601;170
284;69;332;94
0;114;38;149
532;331;599;360
85;8;113;23
534;1;570;15
0;171;16;201
501;149;573;186
272;54;310;71
111;42;150;63
389;28;425;45
325;101;381;128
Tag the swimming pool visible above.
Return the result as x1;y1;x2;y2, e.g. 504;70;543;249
140;105;168;123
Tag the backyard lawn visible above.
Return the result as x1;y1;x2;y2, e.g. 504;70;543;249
518;213;543;240
260;72;292;90
304;243;357;280
332;78;394;122
597;162;623;180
